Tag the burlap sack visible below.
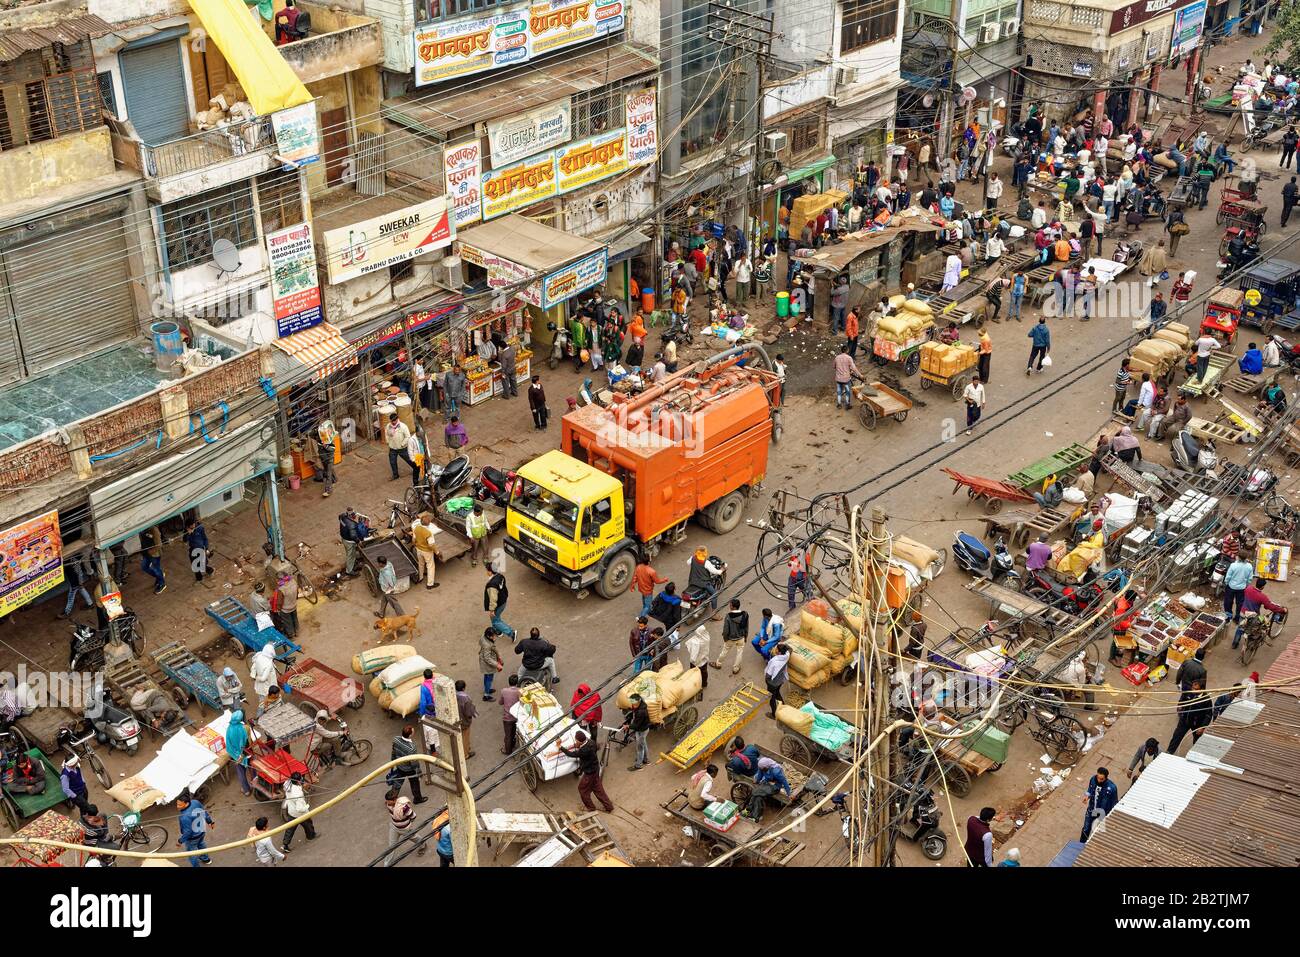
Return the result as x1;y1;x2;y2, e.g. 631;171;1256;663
891;536;941;573
789;664;832;691
352;644;416;676
800;611;849;656
369;655;435;698
378;676;425;716
777;702;814;735
786;636;831;677
617;671;659;711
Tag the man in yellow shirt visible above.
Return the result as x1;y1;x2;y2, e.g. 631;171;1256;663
411;512;440;589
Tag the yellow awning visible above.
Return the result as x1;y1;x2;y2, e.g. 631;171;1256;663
188;0;312;116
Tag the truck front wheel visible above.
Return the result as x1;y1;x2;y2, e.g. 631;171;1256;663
708;491;747;535
596;550;637;599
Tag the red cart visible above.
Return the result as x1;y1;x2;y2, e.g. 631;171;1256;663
941;468;1036;514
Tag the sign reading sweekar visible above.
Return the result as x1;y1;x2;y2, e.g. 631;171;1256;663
322;198;455;285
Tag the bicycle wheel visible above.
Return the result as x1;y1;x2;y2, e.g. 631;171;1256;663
340;739;373;766
403;485;422;518
1037;715;1086;765
296;571;319;605
1269;610;1287;639
993;702;1026;733
88;751;111;789
128;824;169;853
1240;634;1262;665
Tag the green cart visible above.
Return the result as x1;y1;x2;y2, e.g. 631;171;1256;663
2;748;70;832
1007;443;1092;490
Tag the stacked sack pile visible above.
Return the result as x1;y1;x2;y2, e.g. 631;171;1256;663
920;339;976;378
1129;321;1191;382
785;609;860;691
616;661;702;724
368;652;438;717
196;82;255;131
876;297;935;350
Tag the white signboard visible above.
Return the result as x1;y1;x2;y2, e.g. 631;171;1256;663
486;98;572;165
322;198;455;284
443;139;483;229
625;87;657;167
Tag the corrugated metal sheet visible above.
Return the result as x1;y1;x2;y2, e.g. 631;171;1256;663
1108;753;1209;827
1219;700;1265;724
0;15;114;62
1262;634;1300;697
1078;691;1300;867
1186;733;1244;773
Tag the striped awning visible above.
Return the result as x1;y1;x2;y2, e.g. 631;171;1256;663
272;323;357;382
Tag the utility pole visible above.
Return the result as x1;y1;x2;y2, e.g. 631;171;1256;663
939;0;965;166
866;506;893;867
416;674;478;866
707;1;776;253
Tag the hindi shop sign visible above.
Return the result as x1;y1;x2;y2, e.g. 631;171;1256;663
413;0;625;87
487;98;572;165
556;128;628;195
0;510;63;618
272;103;320;167
322;198;455;284
625;88;657;166
481;154;558;220
267;223;324;337
541;249;607;308
444;139;483;228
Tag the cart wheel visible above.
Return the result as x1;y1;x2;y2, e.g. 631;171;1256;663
994;704;1025;733
522;758;540;793
985;498;1003;514
5;725;28;754
363;564;380;598
1219;237;1229;257
170;686;191;709
342;739;373;766
1270;609;1288;638
1262;318;1277;337
1215;210;1226;225
838;663;858;686
872;354;888;366
229;637;247;660
920;375;933;391
673;706;698;739
730;781;754;806
921;833;948;860
348;694;365;710
858;404;878;430
88;751;111;790
893;409;908;423
942;762;973;797
195;783;211;804
297;572;319;605
903;351;921;377
1240;138;1254;154
780;734;813;765
930;546;947;577
1258;220;1269;236
952;372;973;401
2;794;18;832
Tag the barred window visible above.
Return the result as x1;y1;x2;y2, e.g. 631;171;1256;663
840;0;899;55
572;78;646;140
1028;1;1062;22
256;169;304;233
161;183;259;273
415;0;510;23
0;42;103;151
1070;7;1103;26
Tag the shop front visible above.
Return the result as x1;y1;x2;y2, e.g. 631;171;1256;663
454;213;609;364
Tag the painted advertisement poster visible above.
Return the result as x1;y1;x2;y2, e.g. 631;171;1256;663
555;128;627;195
481;154;558;220
443;139;484;229
322;199;455;284
0;510;63;618
267;223;324;337
625;87;657;167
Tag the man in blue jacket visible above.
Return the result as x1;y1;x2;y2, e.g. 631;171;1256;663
176;790;214;866
726;737;762;777
745;756;792;822
1239;342;1264;376
1026;317;1050;374
1081;766;1119;841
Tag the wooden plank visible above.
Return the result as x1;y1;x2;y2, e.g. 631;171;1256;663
477;811;554;834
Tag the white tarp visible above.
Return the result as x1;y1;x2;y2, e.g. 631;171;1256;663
511;688;580;781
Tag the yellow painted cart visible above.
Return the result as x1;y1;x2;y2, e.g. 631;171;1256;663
659;683;769;772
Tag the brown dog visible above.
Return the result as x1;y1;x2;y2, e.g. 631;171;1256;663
374;607;420;644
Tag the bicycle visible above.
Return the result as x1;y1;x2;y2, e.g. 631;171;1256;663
55;724;111;789
94;811;168;864
1238;607;1287;665
993;686;1087;765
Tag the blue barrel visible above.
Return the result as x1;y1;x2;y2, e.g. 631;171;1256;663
151;321;183;369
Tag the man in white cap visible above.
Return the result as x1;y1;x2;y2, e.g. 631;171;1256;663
217;666;244;712
59;753;92;813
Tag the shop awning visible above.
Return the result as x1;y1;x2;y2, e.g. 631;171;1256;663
801;219;944;273
602;227;651;265
188;0;312;116
457;214;607;308
782;155;837;186
272;322;358;382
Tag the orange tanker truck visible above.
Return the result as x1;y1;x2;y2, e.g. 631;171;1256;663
503;345;783;598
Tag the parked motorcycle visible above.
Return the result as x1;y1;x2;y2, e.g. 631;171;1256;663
473;465;518;508
84;682;141;756
1171;429;1218;475
661;313;693;347
952;532;1019;584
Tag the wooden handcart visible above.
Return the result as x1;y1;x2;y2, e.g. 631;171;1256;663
852;381;912;430
1187;416;1249;445
282;657;365;715
920;346;978;400
965;578;1076;633
153;642;223;714
1180;351;1235;398
1007;442;1092;490
204;596;301;662
660;789;806;866
659;682;769;772
1100;453;1167;502
103;656;193;739
1221;365;1280;397
981;505;1078;549
941;468;1036;514
922;718;1002;797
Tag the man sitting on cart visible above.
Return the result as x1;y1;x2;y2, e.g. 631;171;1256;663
743;756;792;823
6;751;45;794
311;709;344;766
726;737;762;776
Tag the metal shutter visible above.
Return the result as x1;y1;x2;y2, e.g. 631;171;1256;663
120;41;190;146
6;214;138;375
0;277;20;386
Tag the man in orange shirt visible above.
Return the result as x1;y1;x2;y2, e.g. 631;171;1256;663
632;554;668;618
1053;235;1071;261
844;307;860;358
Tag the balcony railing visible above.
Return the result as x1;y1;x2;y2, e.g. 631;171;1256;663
142;116;275;180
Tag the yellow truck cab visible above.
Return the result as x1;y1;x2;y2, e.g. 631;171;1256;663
504;449;632;597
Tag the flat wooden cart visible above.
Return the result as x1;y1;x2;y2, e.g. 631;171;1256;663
660;789;806;865
919;351;978;400
981;505;1079;549
282;657;365;714
1179;351;1235;398
426;499;506;562
204;596;301;662
852;381;912;431
659;682;769;772
1007;442;1093;490
103;656;193;739
922;715;1003;798
1100;453;1168;503
941;467;1036;514
152;642;223;714
965;578;1077;634
1187;416;1249;445
1221;365;1280;397
358;534;419;597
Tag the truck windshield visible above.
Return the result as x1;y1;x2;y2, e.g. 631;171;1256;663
510;481;579;539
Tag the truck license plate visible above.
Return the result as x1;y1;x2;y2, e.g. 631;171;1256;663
527;559;544;573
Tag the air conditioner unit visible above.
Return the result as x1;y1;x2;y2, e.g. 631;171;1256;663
763;130;788;154
979;23;1001;43
835;66;858;88
1003;18;1019;36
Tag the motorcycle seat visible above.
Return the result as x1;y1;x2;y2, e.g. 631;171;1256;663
1180;432;1200;463
957;532;990;561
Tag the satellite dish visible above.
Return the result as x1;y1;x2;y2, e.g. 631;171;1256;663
212;238;241;277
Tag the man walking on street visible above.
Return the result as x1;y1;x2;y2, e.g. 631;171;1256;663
484;565;514;637
1283;176;1298;227
624;693;651;771
374;555;404;618
833;344;864;410
844;305;860;357
140;525;166;594
390;726;427;803
455;679;477;758
1223;554;1254;622
764;643;790;718
963;375;986;435
184;519;212;583
499;340;518;397
499;675;521;754
176;790;214;866
632;553;667;618
479;628;503;701
984;171;1003;212
1282;125;1298;170
385;413;417;481
713;598;749;674
339;507;368;577
977;326;993;384
443;365;467;418
527;375;548;430
314;421;337;498
1168;682;1213;755
1026;316;1050;374
558;730;615;813
1081;767;1118;841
